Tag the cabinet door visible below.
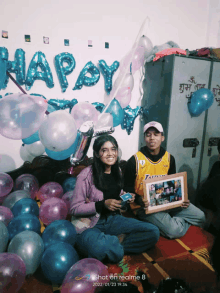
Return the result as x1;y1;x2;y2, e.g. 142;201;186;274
200;62;220;183
166;56;211;202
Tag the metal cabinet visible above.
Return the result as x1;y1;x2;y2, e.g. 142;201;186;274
140;55;220;203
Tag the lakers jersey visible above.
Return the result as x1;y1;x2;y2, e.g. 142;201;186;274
130;151;170;213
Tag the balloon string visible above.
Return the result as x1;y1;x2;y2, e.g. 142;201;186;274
6;72;27;94
98;16;149;119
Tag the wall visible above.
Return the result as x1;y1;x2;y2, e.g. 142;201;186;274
0;0;218;171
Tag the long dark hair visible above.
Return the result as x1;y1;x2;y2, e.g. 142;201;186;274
92;135;122;191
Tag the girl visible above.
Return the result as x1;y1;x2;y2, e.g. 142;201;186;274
70;135;159;263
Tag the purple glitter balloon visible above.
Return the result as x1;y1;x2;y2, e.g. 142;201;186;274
15;174;39;200
0;173;13;199
0;206;14;226
62;191;74;213
0;253;26;293
38;182;63;203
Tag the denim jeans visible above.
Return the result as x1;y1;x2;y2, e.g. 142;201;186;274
136;203;206;239
75;213;160;263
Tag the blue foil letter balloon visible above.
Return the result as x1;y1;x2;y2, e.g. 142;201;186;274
73;61;100;90
54;52;76;92
98;60;119;95
25;51;54;90
7;49;26;85
0;47;9;89
105;98;124;127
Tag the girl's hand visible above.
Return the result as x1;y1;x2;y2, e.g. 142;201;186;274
128;193;135;203
104;199;122;211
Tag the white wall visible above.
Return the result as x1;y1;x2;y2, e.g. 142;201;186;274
0;0;219;171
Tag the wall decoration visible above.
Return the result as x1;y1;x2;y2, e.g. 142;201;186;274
105;98;124;127
91;102;105;113
47;98;78;112
64;39;69;46
73;61;100;90
88;40;92;47
0;47;9;89
7;49;26;85
54;52;76;92
121;105;142;135
105;42;109;49
25;35;31;42
2;31;8;39
43;37;49;44
25;51;54;90
70;102;99;129
98;60;119;95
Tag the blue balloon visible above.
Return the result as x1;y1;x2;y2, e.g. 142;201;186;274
188;88;214;117
47;98;78;112
42;220;77;250
41;242;79;284
98;60;119;94
7;214;41;240
62;177;77;193
45;131;80;161
92;102;105;113
25;51;54;91
22;130;40;144
73;61;100;90
105;98;124;127
11;198;39;218
55;52;76;92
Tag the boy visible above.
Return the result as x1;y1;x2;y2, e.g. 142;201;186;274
124;121;205;239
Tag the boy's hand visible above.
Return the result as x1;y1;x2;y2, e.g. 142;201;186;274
142;198;150;213
181;200;190;208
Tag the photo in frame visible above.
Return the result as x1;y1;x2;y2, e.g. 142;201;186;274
143;172;188;214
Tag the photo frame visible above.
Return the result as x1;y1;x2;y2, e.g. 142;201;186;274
143;172;188;214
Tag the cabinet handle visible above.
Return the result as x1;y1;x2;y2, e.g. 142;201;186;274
183;138;199;158
207;137;220;156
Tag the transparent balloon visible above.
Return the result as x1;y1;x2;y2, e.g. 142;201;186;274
15;174;39;199
39;110;77;152
37;182;63;203
71;102;99;129
0;206;14;226
0;93;47;140
0;172;13;199
62;191;74;213
0;221;9;253
0;253;26;293
115;86;132;108
138;35;154;59
39;197;68;225
95;113;113;130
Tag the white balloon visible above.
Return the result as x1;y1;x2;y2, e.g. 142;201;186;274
26;141;45;157
39;110;77;152
138;35;153;59
20;145;35;162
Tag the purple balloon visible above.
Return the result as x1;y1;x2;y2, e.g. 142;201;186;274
0;173;13;199
61;258;110;293
0;206;14;226
38;182;63;203
15;174;39;200
62;191;74;213
39;197;68;225
0;253;26;293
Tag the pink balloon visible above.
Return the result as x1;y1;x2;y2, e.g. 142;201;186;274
0;173;13;199
62;191;74;213
15;174;39;200
115;87;132;108
0;253;26;293
0;206;14;226
39;197;68;225
71;102;99;129
38;182;63;203
61;258;109;293
0;93;48;140
120;46;145;74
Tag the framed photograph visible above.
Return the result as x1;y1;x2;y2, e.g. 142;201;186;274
143;172;188;214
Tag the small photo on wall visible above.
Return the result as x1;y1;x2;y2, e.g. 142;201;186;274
64;39;69;46
43;37;49;44
25;35;31;42
2;30;8;39
88;40;93;47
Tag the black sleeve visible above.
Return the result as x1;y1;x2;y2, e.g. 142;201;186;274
168;155;176;174
95;200;105;214
123;155;136;193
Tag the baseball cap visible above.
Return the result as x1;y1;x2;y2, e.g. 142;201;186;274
143;121;163;133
